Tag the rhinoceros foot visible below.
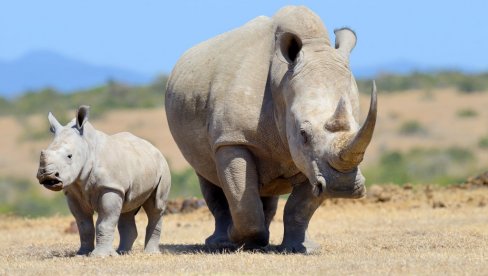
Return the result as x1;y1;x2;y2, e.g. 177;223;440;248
75;248;93;256
89;247;118;257
279;239;321;255
205;233;234;249
143;245;161;254
229;226;270;250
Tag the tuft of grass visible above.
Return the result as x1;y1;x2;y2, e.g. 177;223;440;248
456;108;478;118
478;136;488;149
398;120;427;136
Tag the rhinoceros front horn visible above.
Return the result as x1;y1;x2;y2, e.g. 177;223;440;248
335;81;377;171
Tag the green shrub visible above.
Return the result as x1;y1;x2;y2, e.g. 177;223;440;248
445;147;474;162
456;108;478;118
478;136;488;149
398;120;427;136
169;168;201;198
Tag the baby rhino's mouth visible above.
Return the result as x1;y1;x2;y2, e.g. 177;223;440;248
39;175;63;191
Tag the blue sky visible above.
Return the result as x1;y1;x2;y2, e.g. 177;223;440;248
1;0;487;75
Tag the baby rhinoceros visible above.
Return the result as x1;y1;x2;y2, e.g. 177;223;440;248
36;105;171;257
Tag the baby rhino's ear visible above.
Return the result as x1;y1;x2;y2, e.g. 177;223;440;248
76;105;90;133
48;112;62;134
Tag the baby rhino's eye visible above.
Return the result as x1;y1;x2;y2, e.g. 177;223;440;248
67;154;72;159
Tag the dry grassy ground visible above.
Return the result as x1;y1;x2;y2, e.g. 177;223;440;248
1;185;487;275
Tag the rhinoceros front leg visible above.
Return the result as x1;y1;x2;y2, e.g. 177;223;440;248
66;195;95;255
280;181;325;254
215;146;268;249
90;189;123;257
198;174;233;248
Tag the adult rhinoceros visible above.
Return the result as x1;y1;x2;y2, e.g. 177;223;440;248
165;5;377;253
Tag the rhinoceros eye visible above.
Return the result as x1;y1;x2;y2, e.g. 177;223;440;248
300;129;309;144
299;121;312;145
67;154;72;159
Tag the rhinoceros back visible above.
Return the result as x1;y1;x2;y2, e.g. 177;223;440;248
99;132;170;213
165;15;276;179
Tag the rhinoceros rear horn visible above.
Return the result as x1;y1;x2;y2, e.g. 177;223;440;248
338;81;377;169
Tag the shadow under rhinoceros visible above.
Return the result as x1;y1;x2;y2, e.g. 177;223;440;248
159;244;297;255
41;244;306;258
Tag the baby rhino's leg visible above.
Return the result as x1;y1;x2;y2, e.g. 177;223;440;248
142;190;164;253
91;190;123;257
116;208;139;254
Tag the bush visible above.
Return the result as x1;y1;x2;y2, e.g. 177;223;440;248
456;108;478;118
478;136;488;149
398;120;427;136
169;168;201;198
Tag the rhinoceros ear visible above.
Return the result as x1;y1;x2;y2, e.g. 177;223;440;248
75;105;90;133
278;32;302;64
334;27;356;62
48;112;62;134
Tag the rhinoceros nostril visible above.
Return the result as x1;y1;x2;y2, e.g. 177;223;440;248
55;172;60;177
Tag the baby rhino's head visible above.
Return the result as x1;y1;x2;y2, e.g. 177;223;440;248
37;106;91;191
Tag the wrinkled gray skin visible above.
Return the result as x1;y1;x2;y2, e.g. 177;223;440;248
166;6;377;253
37;106;171;257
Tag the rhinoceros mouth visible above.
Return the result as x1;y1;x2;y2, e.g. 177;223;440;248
39;176;63;191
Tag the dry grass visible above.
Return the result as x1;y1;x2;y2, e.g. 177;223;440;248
1;186;487;275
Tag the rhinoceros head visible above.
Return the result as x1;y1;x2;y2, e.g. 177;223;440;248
271;7;377;198
37;106;91;191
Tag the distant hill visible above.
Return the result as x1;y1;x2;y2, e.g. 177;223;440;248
0;50;153;97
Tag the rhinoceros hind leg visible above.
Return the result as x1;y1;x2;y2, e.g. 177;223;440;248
142;191;164;253
198;174;233;248
116;208;139;254
279;182;324;254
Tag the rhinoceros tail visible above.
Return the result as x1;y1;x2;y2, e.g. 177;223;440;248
154;161;171;214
